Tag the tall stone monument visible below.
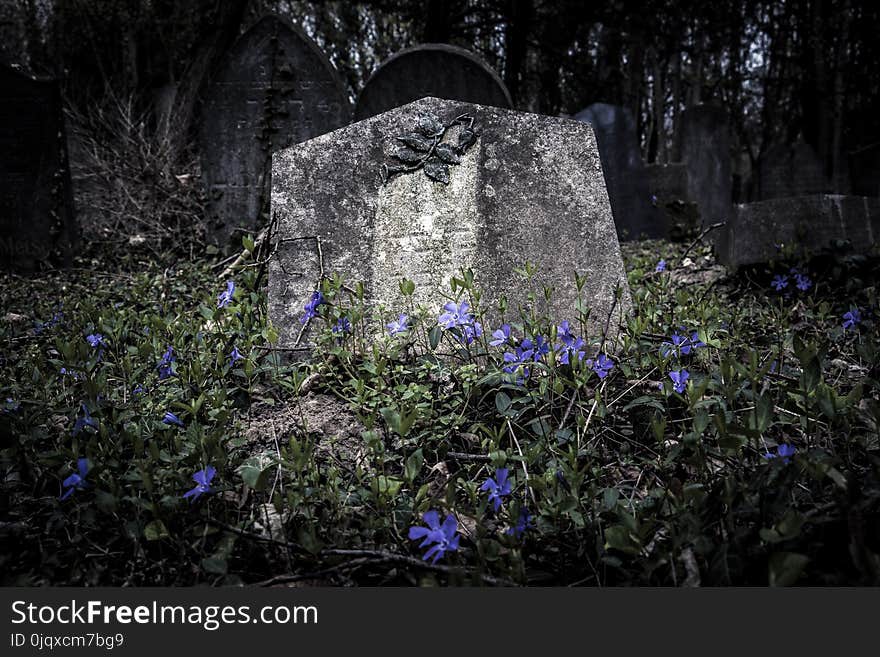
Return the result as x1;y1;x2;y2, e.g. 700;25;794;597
354;44;512;121
0;64;76;271
199;15;350;244
676;105;732;230
574;103;665;239
269;97;631;350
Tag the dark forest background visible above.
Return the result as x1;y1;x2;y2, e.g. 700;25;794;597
2;0;877;232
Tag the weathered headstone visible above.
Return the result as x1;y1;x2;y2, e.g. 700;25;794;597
199;15;350;244
849;144;880;198
353;44;512;121
676;105;732;229
269;97;631;349
574;104;665;240
718;194;880;268
758;139;830;200
645;162;699;238
0;64;76;270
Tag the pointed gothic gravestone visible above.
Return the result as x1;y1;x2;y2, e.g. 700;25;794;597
353;44;512;121
269;97;631;350
574;103;665;240
0;65;76;270
199;15;350;244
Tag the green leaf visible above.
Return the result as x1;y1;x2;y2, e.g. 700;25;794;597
768;552;809;586
428;325;442;350
405;449;424;483
144;519;169;541
495;391;512;414
603;525;641;555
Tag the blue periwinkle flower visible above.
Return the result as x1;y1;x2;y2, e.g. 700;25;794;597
438;301;472;329
587;353;614;379
656;259;667;272
163;411;184;427
157;345;175;380
60;458;90;501
332;317;352;334
507;508;534;539
763;443;796;465
795;273;812;291
842;308;862;330
669;369;689;394
408;510;460;563
387;314;409;336
72;404;98;436
217;280;236;308
183;466;216;501
489;324;511;347
480;468;512;511
299;291;324;324
229;346;243;364
771;274;788;291
86;333;105;348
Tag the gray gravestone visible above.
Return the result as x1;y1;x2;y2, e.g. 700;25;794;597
269;97;631;349
0;65;76;270
758;139;830;200
645;162;699;238
574;104;665;240
849;144;880;198
353;44;512;121
676;105;732;229
199;15;350;244
718;194;880;268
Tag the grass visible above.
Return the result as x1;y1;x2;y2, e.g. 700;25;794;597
1;237;878;586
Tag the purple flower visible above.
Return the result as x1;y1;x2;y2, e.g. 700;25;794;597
669;369;689;394
480;468;512;511
217;280;236;308
795;274;812;291
771;274;789;291
162;411;184;427
332;317;352;335
183;466;216;501
299;291;325;324
587;353;614;379
655;259;667;273
438;301;472;329
72;404;98;436
60;367;82;380
557;336;586;365
489;324;512;347
763;443;796;465
229;346;243;364
507;508;534;539
531;335;551;360
157;345;175;380
60;458;90;501
86;333;106;348
503;338;536;380
842;309;861;330
408;510;460;564
556;321;576;347
458;321;483;345
132;384;145;396
387;314;409;336
661;329;704;358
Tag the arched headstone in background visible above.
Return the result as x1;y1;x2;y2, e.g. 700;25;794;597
199;15;350;245
354;44;512;121
0;64;76;271
574;103;665;240
676;105;732;230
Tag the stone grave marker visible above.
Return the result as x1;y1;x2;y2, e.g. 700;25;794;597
269;97;631;350
758;139;831;200
199;15;350;244
676;105;732;229
645;162;699;238
353;44;512;121
849;144;880;198
574;103;665;240
0;64;76;271
718;194;880;268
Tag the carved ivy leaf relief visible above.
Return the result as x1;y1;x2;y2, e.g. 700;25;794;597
381;112;478;185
